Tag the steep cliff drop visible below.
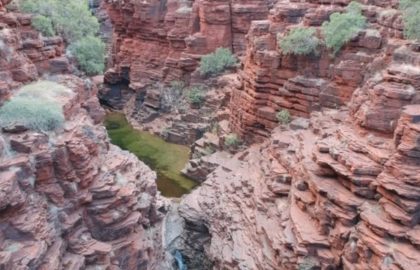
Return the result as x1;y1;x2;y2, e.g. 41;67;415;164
177;1;420;270
0;2;170;269
1;0;420;269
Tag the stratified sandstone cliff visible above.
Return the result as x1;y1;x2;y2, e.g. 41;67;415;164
0;75;166;269
229;0;416;142
0;6;167;270
176;0;420;269
102;0;271;88
180;103;420;269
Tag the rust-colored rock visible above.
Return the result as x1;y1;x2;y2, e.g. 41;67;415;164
102;0;270;86
0;10;68;103
0;74;168;269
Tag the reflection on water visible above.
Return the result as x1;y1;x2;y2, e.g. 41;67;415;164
104;112;197;197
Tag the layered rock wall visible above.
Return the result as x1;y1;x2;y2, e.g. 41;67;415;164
177;1;420;269
0;7;168;269
0;7;69;103
229;0;414;142
0;74;167;269
102;0;270;88
180;106;420;269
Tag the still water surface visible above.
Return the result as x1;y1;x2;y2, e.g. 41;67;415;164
105;112;197;197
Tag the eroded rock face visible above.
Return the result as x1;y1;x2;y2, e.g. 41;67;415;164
0;74;167;269
101;0;270;88
229;0;412;142
0;10;168;269
179;105;420;269
0;9;69;103
176;1;420;269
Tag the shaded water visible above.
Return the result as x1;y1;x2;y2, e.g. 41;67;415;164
104;112;197;197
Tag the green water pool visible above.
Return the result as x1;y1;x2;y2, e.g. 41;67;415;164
104;112;197;197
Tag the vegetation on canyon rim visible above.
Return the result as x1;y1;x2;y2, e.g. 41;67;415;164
400;0;420;40
200;47;237;77
321;1;366;55
277;1;366;56
31;15;54;37
277;0;420;57
187;86;206;107
14;0;105;75
279;27;320;56
0;81;69;132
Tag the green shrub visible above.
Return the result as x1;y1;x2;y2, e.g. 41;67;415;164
69;36;106;75
187;87;205;106
31;15;54;36
321;1;366;54
20;0;100;43
276;109;291;125
400;0;420;40
17;0;105;75
0;96;64;132
199;47;237;77
224;133;241;148
279;27;320;56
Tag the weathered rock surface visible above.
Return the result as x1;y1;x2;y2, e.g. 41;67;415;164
175;1;420;269
0;9;69;103
179;105;420;269
229;0;415;142
0;74;168;270
102;0;270;87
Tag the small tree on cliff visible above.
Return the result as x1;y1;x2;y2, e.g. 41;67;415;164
16;0;105;75
199;48;237;77
279;27;320;56
321;1;366;55
400;0;420;40
31;15;55;36
69;36;106;76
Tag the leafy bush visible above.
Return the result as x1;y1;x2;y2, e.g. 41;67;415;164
17;0;105;75
224;133;241;147
400;0;420;40
69;36;106;75
321;1;366;54
187;87;205;106
20;0;100;43
279;27;320;56
0;96;64;132
199;47;237;77
276;109;291;125
31;15;54;36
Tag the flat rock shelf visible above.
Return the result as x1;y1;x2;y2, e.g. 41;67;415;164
105;112;197;197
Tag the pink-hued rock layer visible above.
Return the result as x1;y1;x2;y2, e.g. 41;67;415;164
0;9;70;103
228;0;419;142
101;0;270;88
177;0;420;269
0;9;168;269
0;74;167;269
180;105;420;269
